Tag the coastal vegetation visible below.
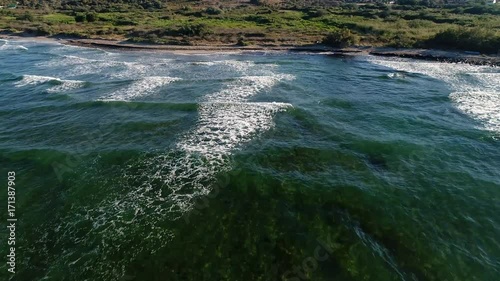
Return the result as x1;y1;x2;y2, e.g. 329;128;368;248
0;0;499;53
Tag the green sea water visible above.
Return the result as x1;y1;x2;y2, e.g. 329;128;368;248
0;39;499;281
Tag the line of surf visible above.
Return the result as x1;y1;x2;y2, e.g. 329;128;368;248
367;56;500;135
0;39;28;50
99;76;181;101
14;74;86;93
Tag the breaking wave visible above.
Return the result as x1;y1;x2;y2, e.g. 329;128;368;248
136;73;295;216
38;51;182;80
99;76;181;101
0;39;28;50
368;57;500;134
14;75;85;93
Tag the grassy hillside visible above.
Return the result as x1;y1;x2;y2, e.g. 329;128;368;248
1;1;499;53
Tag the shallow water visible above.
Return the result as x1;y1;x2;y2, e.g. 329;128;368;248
0;39;499;281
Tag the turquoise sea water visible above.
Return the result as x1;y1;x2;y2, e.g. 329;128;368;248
0;39;499;281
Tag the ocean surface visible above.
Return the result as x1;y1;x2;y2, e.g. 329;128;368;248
0;39;499;281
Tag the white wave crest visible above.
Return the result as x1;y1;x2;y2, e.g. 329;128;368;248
450;90;500;133
41;54;178;79
183;74;294;154
115;73;294;223
14;75;84;92
204;74;294;103
179;101;292;155
99;76;180;101
158;73;294;211
0;41;28;50
14;75;56;87
368;57;500;134
191;59;254;69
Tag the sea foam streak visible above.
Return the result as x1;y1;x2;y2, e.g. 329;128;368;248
122;73;293;219
179;75;294;154
0;40;28;50
42;59;294;280
99;76;181;101
368;57;500;134
14;75;85;93
43;55;148;78
139;73;294;214
41;53;178;79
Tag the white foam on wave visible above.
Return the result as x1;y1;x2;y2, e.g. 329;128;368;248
108;59;178;79
14;75;56;87
99;76;180;101
47;80;85;93
153;73;294;212
42;55;141;78
110;62;148;79
368;57;500;134
191;60;278;76
387;72;405;79
53;54;96;65
179;102;292;155
0;40;28;50
191;59;254;68
41;54;177;79
213;60;256;72
38;60;294;280
0;44;28;50
14;75;84;93
204;74;294;103
178;74;294;156
101;72;295;223
115;73;295;218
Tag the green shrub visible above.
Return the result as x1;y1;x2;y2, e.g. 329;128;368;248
178;23;211;37
236;36;249;46
23;25;52;36
389;33;417;48
256;7;274;14
306;9;329;18
205;7;223;15
146;24;212;37
245;15;274;24
36;25;53;36
138;0;163;9
74;13;86;23
463;5;500;15
410;19;434;28
57;31;89;39
426;28;500;54
342;3;358;10
86;12;97;22
322;28;359;48
250;0;265;6
146;33;159;43
17;11;35;22
114;19;138;26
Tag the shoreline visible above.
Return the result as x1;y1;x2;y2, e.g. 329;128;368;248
1;34;499;66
